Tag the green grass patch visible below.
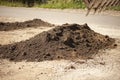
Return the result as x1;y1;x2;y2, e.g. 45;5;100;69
0;0;25;7
35;0;85;9
0;0;119;11
107;6;120;11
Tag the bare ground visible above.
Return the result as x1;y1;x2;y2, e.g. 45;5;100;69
0;17;120;80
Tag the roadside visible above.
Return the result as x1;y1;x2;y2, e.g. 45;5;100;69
0;7;120;80
0;16;120;80
0;16;26;22
0;6;120;17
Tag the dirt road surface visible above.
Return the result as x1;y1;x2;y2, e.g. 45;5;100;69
0;6;120;80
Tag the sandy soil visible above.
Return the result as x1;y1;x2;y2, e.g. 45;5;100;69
0;27;53;45
0;17;120;80
0;16;27;22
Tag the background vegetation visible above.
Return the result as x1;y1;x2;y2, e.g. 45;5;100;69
0;0;119;10
36;0;85;9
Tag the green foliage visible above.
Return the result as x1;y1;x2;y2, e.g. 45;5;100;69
0;0;85;9
36;0;85;9
107;6;120;11
0;0;119;11
0;0;25;7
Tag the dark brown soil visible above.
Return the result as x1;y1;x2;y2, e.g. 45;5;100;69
0;24;115;61
0;19;53;31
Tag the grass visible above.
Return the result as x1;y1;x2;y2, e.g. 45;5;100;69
0;0;86;9
107;6;120;11
0;0;24;7
35;0;86;9
0;0;120;11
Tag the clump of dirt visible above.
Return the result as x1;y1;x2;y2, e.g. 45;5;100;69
0;24;115;61
0;19;53;31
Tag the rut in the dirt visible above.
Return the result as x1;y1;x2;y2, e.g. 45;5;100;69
0;23;115;61
0;19;53;31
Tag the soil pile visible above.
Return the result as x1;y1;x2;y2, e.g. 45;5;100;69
0;19;53;31
0;24;115;61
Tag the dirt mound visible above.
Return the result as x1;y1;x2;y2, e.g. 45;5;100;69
0;24;115;61
0;19;53;31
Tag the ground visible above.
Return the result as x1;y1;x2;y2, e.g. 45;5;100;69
0;8;120;80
